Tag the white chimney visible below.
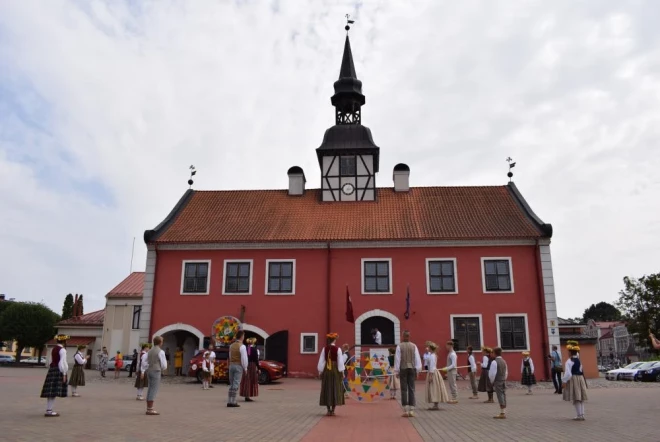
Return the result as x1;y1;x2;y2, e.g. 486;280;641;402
287;166;306;196
393;163;410;192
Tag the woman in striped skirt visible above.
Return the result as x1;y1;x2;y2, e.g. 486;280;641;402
40;335;69;417
240;338;259;401
562;341;588;421
318;333;345;416
134;343;150;401
68;345;88;397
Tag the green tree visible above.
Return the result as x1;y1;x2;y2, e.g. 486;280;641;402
62;294;74;320
0;302;60;361
616;273;660;348
582;302;622;323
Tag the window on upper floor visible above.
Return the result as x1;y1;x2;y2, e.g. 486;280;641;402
223;260;252;294
482;258;513;292
426;259;457;294
362;259;392;294
498;315;528;351
340;156;356;176
266;260;295;294
132;306;141;330
451;316;482;351
181;261;210;294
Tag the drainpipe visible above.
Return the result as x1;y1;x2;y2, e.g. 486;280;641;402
535;239;550;380
148;247;159;340
326;243;331;335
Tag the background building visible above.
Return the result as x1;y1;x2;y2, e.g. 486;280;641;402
101;272;145;358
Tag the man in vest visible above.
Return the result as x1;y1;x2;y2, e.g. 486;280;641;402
394;330;422;417
488;347;508;419
141;335;167;415
227;330;248;408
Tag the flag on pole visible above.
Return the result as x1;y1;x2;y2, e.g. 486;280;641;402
404;285;411;320
346;286;355;323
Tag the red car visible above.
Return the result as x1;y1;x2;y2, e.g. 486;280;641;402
188;347;285;385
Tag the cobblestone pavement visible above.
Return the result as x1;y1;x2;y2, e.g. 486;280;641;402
0;367;658;442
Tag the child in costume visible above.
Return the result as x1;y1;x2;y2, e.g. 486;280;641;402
562;341;588;421
40;335;69;417
520;351;536;394
134;343;150;400
477;346;494;403
202;351;213;390
425;341;448;410
68;344;88;397
387;347;400;400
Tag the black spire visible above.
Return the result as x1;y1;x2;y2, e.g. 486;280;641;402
331;30;365;125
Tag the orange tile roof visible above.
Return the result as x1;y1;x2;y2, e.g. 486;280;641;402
46;336;96;346
106;272;145;299
148;184;551;244
58;309;105;326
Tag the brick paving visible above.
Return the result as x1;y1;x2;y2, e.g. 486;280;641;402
0;367;658;442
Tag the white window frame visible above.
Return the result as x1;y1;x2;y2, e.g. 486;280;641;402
480;257;515;294
300;333;318;354
180;260;211;295
265;259;296;295
361;258;393;295
449;314;484;353
425;258;458;295
496;313;530;352
222;259;254;296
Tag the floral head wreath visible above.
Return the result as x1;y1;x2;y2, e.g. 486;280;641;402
140;342;152;349
326;333;338;340
481;346;493;353
426;341;438;351
566;340;581;352
55;334;70;342
521;351;530;356
246;337;257;345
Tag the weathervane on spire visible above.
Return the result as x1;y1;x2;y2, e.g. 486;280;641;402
345;14;355;32
188;165;197;188
506;157;516;182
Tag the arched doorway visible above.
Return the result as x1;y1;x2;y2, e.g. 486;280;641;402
152;323;204;375
360;316;395;346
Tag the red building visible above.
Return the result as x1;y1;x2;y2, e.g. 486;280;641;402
139;32;560;379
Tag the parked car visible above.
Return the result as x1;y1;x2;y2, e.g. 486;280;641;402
0;355;15;364
638;361;660;382
20;356;47;364
605;362;644;380
108;355;133;371
188;348;285;385
597;365;608;372
621;361;657;381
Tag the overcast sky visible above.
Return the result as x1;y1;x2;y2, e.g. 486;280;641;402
1;1;658;319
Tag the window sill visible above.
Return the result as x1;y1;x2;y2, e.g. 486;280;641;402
222;293;252;296
265;293;295;296
300;351;318;355
427;292;459;295
180;292;210;296
361;292;393;296
483;291;515;294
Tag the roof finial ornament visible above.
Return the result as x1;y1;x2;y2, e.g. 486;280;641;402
188;165;197;188
506;157;516;182
345;14;354;33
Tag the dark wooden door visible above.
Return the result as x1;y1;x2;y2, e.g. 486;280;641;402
265;330;288;373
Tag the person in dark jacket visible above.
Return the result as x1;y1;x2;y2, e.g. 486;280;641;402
128;349;138;378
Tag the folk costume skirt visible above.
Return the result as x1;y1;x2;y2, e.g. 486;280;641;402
40;367;68;398
477;368;492;392
425;369;449;404
319;364;345;408
563;375;588;403
388;372;401;390
134;370;149;389
69;364;85;387
239;362;259;397
521;367;536;386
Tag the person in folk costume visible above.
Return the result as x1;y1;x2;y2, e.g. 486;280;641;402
424;341;449;410
134;343;150;401
98;347;109;377
440;340;459;404
240;337;259;401
341;343;351;399
488;347;509;419
520;351;536;395
466;345;479;399
68;344;88;397
227;331;248;408
387;347;400;400
202;351;213;390
477;346;494;403
40;334;69;417
142;335;168;415
317;332;345;416
394;330;422;418
562;341;588;421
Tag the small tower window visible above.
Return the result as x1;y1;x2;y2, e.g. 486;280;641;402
340;156;356;176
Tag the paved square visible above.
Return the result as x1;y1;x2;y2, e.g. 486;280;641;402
0;367;657;442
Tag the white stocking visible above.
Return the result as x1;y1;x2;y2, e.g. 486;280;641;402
578;401;585;416
46;398;55;411
137;388;143;396
573;402;580;416
71;387;77;394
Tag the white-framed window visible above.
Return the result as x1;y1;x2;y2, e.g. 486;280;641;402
222;259;253;295
361;258;393;295
449;314;483;352
132;306;141;330
496;314;530;352
425;258;458;294
265;259;296;295
300;333;318;354
481;257;514;293
180;260;211;295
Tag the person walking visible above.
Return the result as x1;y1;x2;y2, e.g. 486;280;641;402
550;345;563;394
227;331;248;408
318;332;345;416
134;343;150;401
98;347;109;378
394;330;422;417
489;347;508;419
40;334;69;417
128;349;138;378
442;340;459;404
68;345;88;397
142;336;167;415
466;345;479;399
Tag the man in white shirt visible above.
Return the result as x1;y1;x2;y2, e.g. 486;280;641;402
394;330;422;417
423;346;431;371
372;328;382;345
207;344;216;388
141;335;168;416
442;340;459;403
467;345;478;399
227;331;248;408
488;347;509;419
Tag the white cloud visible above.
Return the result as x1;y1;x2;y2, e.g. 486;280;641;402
1;0;659;317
